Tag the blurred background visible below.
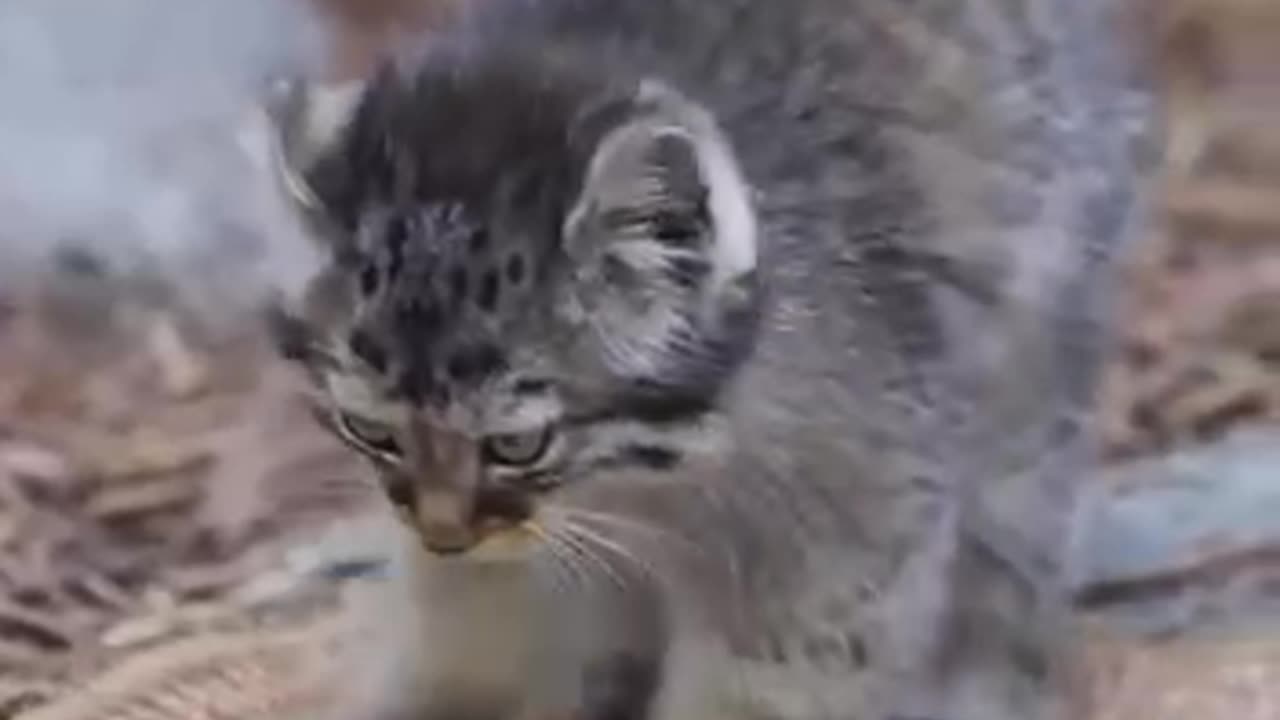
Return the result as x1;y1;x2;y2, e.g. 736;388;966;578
0;0;1279;717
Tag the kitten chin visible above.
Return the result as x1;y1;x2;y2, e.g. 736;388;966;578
331;523;546;720
332;518;670;720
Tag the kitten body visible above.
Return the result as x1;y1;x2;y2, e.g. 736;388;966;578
266;1;1145;719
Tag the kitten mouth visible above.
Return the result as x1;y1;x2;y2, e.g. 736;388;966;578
413;487;537;558
420;536;471;556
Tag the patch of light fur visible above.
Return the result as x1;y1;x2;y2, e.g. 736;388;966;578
637;80;758;289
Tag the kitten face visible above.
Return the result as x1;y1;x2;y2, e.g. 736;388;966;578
265;52;761;558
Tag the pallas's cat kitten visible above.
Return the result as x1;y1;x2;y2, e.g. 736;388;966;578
263;0;1140;718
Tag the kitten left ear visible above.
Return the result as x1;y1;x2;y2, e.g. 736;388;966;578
562;81;760;391
565;80;758;303
262;77;364;229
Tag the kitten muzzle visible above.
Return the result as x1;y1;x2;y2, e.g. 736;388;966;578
406;485;535;556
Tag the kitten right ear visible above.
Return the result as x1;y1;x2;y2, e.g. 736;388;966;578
262;77;364;232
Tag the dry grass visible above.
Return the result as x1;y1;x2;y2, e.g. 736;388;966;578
1081;0;1280;716
1083;625;1280;720
0;286;376;716
1097;0;1280;461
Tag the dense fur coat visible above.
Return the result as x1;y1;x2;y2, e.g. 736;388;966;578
265;1;1146;719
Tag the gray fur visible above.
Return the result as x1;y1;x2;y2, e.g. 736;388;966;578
267;0;1147;719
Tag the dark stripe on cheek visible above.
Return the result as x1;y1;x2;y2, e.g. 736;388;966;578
562;393;712;431
446;343;506;383
512;378;551;395
586;444;684;474
594;382;716;426
618;445;681;470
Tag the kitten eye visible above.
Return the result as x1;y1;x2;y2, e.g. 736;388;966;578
482;426;555;467
336;412;402;458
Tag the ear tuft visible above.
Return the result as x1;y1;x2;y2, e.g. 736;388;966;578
263;77;364;216
566;81;757;297
562;81;761;392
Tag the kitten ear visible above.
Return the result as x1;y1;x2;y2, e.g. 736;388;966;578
262;77;364;229
566;80;758;304
563;81;760;387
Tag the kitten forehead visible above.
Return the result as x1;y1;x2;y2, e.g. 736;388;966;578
347;198;543;407
299;59;632;411
277;44;761;440
357;50;621;206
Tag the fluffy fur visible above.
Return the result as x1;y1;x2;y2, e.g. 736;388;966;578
265;0;1145;719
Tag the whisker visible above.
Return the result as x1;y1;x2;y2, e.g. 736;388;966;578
559;508;700;556
533;545;579;596
559;521;757;711
552;525;629;591
524;522;586;595
556;537;612;591
562;522;659;587
537;510;608;587
545;529;607;593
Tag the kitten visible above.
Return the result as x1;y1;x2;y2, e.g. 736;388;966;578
262;0;1143;719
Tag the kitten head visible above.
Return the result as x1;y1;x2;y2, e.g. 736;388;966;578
264;51;761;559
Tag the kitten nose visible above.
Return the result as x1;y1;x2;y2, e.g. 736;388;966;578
406;424;484;554
413;488;477;554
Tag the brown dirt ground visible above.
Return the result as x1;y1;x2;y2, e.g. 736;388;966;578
1082;0;1280;716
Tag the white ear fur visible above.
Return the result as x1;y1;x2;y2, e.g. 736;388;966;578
635;81;758;290
263;78;364;211
564;80;758;293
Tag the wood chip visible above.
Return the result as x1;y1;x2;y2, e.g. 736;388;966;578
0;445;74;485
85;478;199;522
90;437;212;483
144;318;210;401
1084;625;1280;720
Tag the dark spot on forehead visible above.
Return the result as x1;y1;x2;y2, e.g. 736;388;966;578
398;360;453;405
445;343;505;383
385;214;409;249
477;268;501;312
506;254;526;285
449;266;469;302
359;263;379;297
469;227;490;255
396;297;443;334
385;216;409;275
